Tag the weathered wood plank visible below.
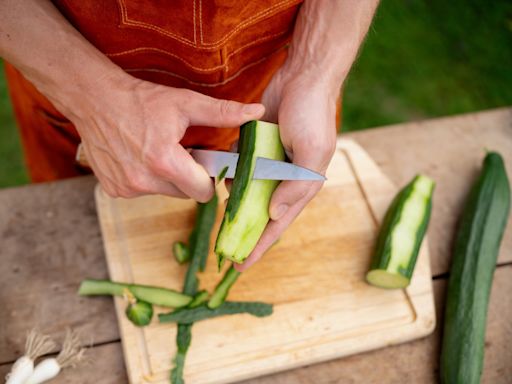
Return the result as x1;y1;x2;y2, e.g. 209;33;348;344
345;108;512;275
0;177;120;363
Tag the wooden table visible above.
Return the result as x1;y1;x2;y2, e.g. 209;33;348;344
1;108;511;383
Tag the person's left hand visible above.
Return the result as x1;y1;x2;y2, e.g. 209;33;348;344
234;69;338;271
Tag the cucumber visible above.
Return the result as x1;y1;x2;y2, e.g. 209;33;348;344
207;265;240;309
189;194;218;273
173;241;190;264
366;174;435;289
171;324;191;384
159;301;273;324
125;300;153;327
187;290;209;308
215;120;285;263
78;279;191;308
171;193;218;384
440;152;510;384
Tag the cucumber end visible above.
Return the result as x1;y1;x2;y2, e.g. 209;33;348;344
366;269;410;289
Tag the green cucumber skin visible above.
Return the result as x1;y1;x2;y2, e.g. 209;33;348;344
187;290;209;308
78;279;191;308
215;121;285;263
190;194;218;274
172;193;218;384
173;241;190;264
440;152;510;384
207;266;241;309
125;300;153;327
183;194;218;294
159;301;273;324
369;175;435;280
225;120;257;220
171;324;191;384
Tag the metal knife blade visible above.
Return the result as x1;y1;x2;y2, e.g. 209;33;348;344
190;149;326;181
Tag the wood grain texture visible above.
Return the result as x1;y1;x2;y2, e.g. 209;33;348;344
3;266;509;384
242;265;512;384
345;107;512;275
95;140;435;384
0;177;119;363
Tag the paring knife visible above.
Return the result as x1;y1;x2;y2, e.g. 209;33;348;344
75;145;325;181
190;149;326;181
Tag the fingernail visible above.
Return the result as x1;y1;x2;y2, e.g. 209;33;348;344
271;203;288;220
243;104;264;116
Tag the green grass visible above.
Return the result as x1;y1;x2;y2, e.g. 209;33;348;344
1;0;511;187
342;0;512;130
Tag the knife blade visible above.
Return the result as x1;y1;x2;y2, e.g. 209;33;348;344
190;149;326;181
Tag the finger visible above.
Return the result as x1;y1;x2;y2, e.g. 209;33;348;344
131;175;189;199
269;144;330;221
181;91;265;127
151;145;214;202
234;186;319;272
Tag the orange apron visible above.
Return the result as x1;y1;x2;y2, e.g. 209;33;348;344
5;0;303;182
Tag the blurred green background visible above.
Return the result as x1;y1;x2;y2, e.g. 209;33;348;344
1;0;511;187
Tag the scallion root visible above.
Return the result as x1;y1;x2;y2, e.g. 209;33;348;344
25;329;88;384
25;329;56;360
5;329;56;384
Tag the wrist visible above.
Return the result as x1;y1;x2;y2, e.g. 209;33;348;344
277;58;344;102
39;62;133;122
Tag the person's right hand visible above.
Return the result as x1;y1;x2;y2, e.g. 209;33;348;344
70;76;264;201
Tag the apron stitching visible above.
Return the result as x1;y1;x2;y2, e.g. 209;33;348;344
124;43;287;88
199;0;204;45
106;31;289;73
193;0;197;46
116;0;299;48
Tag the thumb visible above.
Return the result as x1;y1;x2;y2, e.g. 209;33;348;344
182;91;265;127
268;149;327;221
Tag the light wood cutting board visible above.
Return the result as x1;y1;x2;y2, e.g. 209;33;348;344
94;139;435;384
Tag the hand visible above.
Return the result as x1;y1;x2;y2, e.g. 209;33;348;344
235;70;338;271
70;74;264;201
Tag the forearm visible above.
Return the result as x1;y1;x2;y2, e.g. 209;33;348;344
0;0;126;120
285;0;379;95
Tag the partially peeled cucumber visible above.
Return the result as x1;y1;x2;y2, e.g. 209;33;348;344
366;174;435;289
215;120;285;264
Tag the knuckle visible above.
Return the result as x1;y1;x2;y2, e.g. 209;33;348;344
305;135;336;166
148;155;176;179
174;88;195;105
117;187;138;199
126;173;148;193
218;99;235;118
103;186;118;198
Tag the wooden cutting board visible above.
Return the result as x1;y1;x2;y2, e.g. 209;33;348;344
95;139;435;384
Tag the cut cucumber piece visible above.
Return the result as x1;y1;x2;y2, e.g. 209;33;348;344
215;120;285;263
366;174;435;289
78;279;191;308
126;300;153;327
187;290;209;308
183;194;219;295
173;241;190;264
440;152;510;384
207;265;240;309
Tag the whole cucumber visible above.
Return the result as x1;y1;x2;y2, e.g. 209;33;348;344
440;152;510;384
